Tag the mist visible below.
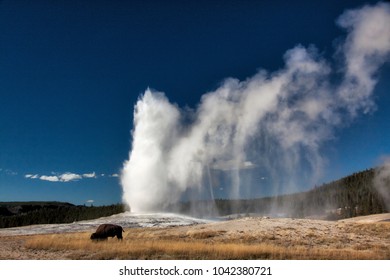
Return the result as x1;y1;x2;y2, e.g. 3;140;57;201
121;2;390;213
374;157;390;211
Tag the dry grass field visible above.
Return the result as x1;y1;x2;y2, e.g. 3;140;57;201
1;214;390;260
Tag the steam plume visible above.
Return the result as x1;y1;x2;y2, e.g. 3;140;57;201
374;157;390;210
121;3;390;213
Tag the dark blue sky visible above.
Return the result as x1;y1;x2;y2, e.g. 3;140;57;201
0;0;389;205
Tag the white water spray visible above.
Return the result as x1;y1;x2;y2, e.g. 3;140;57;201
121;3;390;213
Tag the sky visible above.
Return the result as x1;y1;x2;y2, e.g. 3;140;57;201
0;0;389;206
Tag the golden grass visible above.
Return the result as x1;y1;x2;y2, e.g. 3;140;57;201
23;224;390;260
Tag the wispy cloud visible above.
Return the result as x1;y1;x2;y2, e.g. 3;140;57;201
1;169;18;176
58;172;82;182
25;172;83;182
24;171;118;182
40;175;60;182
25;174;39;179
97;173;119;177
82;172;97;178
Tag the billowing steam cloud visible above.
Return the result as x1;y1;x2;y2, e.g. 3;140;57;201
121;2;390;213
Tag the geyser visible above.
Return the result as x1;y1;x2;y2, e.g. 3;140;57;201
121;2;390;213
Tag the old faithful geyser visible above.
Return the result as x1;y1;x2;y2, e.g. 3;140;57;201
121;2;390;213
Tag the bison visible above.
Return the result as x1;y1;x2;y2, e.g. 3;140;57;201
90;224;124;241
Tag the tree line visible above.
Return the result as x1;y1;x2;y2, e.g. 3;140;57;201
0;202;124;228
175;168;388;220
2;168;388;227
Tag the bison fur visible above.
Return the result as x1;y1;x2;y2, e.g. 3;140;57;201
90;224;124;241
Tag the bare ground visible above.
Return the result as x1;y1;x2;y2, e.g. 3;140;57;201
0;236;73;259
1;213;390;260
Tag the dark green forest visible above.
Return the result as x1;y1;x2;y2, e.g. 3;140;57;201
0;201;124;228
176;168;389;220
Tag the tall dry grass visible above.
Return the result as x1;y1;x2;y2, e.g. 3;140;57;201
24;224;390;260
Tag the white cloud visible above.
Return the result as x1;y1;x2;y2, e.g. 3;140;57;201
58;173;82;182
25;174;39;179
40;175;60;182
82;172;97;178
35;172;82;182
24;171;118;182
